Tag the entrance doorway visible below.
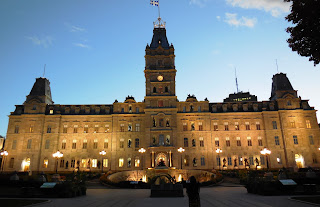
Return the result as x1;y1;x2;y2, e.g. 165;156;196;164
156;153;167;167
295;154;304;168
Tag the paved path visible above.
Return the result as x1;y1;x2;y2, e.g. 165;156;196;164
35;186;314;207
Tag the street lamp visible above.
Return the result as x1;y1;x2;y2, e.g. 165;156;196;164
52;150;63;174
138;148;146;182
0;150;8;173
177;147;185;169
260;147;271;170
99;150;107;173
216;148;222;170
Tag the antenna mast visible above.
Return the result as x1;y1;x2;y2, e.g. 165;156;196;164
275;59;279;73
43;64;46;78
235;67;239;93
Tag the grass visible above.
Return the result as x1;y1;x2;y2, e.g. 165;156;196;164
0;199;48;207
291;196;320;205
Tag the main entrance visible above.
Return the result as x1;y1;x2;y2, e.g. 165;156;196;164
155;153;167;167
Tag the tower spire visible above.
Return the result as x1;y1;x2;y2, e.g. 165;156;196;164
235;67;239;93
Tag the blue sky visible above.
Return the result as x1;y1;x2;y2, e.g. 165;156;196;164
0;0;319;137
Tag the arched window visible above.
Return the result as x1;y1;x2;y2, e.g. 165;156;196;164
153;87;157;93
43;158;48;168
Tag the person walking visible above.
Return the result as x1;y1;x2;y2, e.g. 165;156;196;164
186;176;201;207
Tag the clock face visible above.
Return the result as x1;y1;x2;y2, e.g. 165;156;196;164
157;75;164;81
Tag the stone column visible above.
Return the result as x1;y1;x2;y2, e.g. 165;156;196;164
169;151;172;167
152;151;155;168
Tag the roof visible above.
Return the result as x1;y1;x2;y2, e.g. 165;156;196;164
150;28;170;49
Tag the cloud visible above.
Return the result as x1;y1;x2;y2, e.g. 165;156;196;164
224;13;257;28
65;23;86;32
26;36;53;48
226;0;291;17
216;16;221;21
73;43;90;49
189;0;209;7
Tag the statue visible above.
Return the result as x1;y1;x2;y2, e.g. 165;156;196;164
223;158;227;167
153;117;156;127
234;158;237;167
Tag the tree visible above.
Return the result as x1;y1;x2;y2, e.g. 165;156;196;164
285;0;320;66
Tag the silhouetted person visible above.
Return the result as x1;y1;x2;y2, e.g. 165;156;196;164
186;176;200;207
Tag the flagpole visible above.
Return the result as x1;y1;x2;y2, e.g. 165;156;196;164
158;0;161;19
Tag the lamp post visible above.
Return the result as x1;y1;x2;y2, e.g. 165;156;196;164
99;150;107;173
0;150;8;173
138;148;146;181
216;148;222;170
260;147;271;170
52;150;63;174
177;147;185;169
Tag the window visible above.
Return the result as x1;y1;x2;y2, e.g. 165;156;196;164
306;120;311;128
9;158;14;168
277;155;282;164
60;159;65;168
83;139;88;149
258;137;263;146
103;159;108;168
293;135;298;144
201;156;205;166
81;159;87;168
158;100;163;107
260;155;265;165
73;125;78;133
27;139;32;149
184;155;189;166
45;139;50;149
43;158;48;168
91;159;97;168
290;121;295;128
120;124;125;132
236;137;241;146
309;135;314;145
184;138;188;147
135;157;140;167
72;140;77;149
166;135;170;145
216;156;221;166
121;108;124;113
129;105;132;113
198;106;201;112
235;122;239;130
136;107;140;113
191;122;195;131
135;138;140;148
29;125;34;133
62;140;66;149
312;154;318;164
105;124;110;132
183;106;186;112
275;136;280;145
166;119;170;127
94;126;99;133
256;122;261;130
128;139;132;148
215;138;219;147
47;125;52;133
272;121;277;129
127;158;131;168
12;140;17;150
239;156;243;165
245;122;250;130
224;122;229;131
119;158;124;167
32;105;37;110
128;123;132;131
135;124;140;132
14;125;19;133
249;156;254;165
287;100;292;106
159;119;164;127
104;139;108;149
120;139;124;148
153;87;157;93
71;159;75;168
183;123;187;131
226;137;230;147
190;105;194;112
227;157;232;166
93;139;98;149
198;122;203;131
63;125;67;133
247;137;252;146
192;139;196;147
165;86;169;93
199;137;204;147
213;123;218;131
84;125;88;133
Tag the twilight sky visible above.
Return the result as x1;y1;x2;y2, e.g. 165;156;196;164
0;0;319;137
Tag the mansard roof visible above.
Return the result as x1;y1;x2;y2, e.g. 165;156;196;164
25;77;53;104
149;27;170;49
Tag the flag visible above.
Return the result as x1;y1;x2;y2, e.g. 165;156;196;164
150;0;159;6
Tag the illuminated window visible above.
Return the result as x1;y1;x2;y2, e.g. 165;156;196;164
94;125;99;133
81;159;87;168
199;137;204;147
135;157;140;167
224;122;229;131
92;159;97;168
120;139;124;148
198;122;203;131
290;121;295;128
236;137;241;146
93;139;98;149
29;125;34;133
43;158;48;168
213;123;218;131
184;155;189;166
84;125;88;133
183;123;187;131
83;139;87;149
247;137;252;146
45;139;50;149
27;139;32;149
275;136;280;145
258;137;263;146
293;135;298;144
135;123;140;132
309;135;314;145
103;159;108;168
120;124;125;132
184;138;188;147
119;158;124;167
105;124;110;132
49;109;54;114
306;120;311;128
238;156;243;165
256;122;260;130
14;125;19;133
104;139;108;149
47;125;52;133
73;125;78;133
63;125;67;133
72;140;77;149
226;137;230;147
215;138;219;147
127;158;131;168
235;122;239;130
272;121;277;129
245;122;250;130
61;140;66;149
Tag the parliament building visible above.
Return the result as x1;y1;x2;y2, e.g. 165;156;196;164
3;20;320;173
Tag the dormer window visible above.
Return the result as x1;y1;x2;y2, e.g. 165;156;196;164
32;105;37;110
49;109;54;114
287;100;292;106
158;40;161;44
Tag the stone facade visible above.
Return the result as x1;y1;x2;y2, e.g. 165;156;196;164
2;24;320;173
